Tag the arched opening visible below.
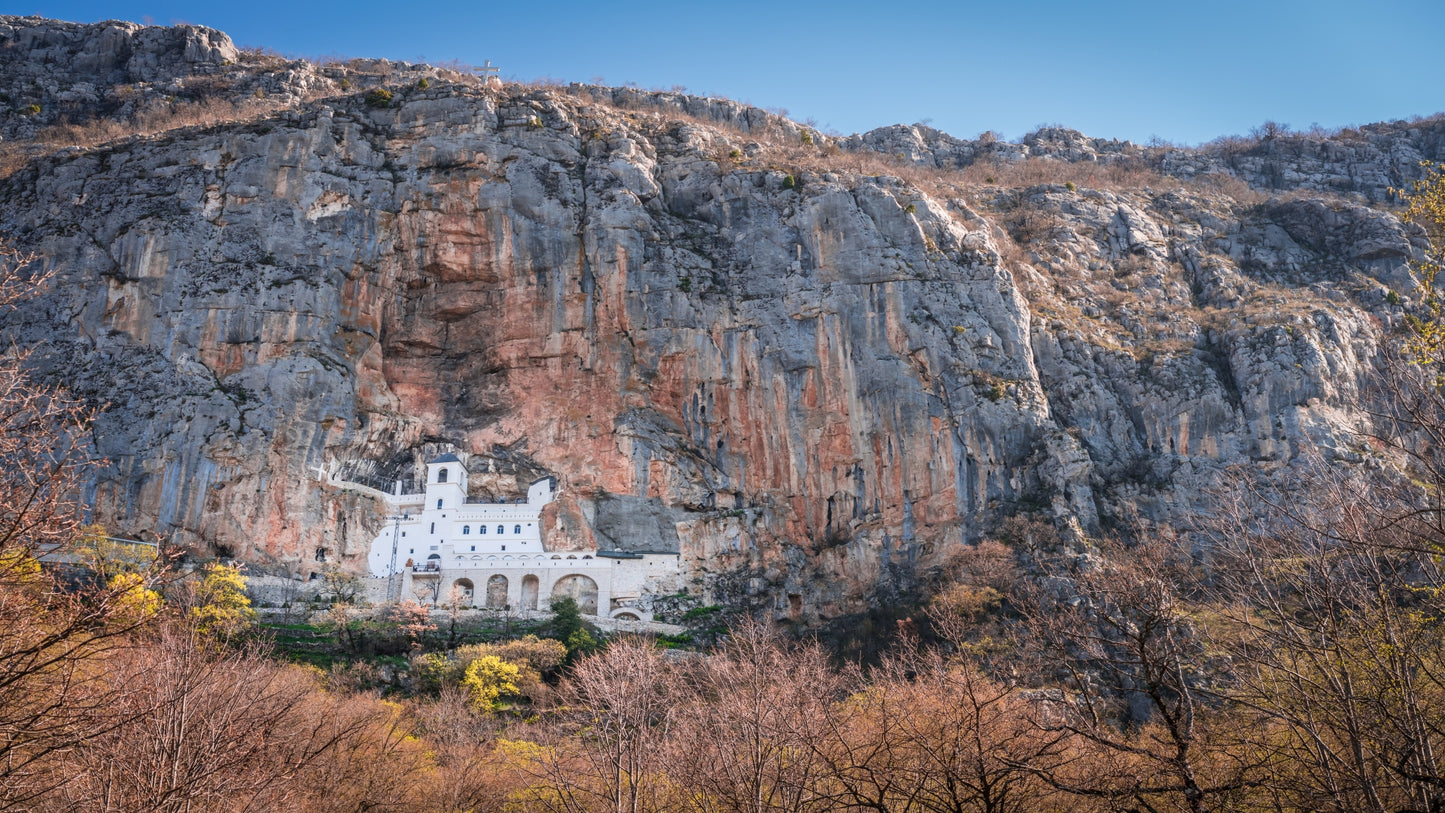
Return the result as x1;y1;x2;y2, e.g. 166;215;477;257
438;468;448;483
521;574;539;611
614;611;640;621
514;524;521;534
551;574;599;615
452;578;474;605
463;525;470;534
486;574;508;609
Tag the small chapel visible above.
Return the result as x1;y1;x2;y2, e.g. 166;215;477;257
349;454;679;621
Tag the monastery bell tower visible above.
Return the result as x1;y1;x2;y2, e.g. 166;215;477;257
424;453;468;510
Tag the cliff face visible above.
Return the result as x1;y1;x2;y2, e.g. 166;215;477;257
0;19;1424;620
847;119;1445;203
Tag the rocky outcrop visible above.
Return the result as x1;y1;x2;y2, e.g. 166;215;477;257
0;16;237;138
841;124;1144;169
0;14;445;157
1160;122;1445;201
843;118;1445;202
0;17;1429;622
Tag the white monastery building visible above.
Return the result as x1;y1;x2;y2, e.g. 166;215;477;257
320;454;679;621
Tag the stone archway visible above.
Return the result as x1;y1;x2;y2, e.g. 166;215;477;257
521;574;539;611
452;578;475;606
486;574;508;609
551;574;599;615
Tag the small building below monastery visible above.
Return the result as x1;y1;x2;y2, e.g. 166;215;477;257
322;453;679;621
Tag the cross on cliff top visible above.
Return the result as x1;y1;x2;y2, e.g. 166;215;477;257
475;60;500;85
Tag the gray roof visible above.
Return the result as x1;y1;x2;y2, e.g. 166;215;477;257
429;453;461;464
597;549;680;559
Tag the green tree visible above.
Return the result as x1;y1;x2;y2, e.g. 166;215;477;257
548;596;584;642
190;563;255;638
566;628;599;658
548;596;601;659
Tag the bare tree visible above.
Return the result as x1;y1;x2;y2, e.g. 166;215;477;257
37;617;389;812
0;242;93;561
406;686;514;812
817;641;1065;813
0;240;170;810
512;637;678;813
670;618;841;813
1207;469;1445;813
1014;539;1260;813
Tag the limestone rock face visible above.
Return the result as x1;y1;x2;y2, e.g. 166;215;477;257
843;119;1445;202
0;18;1428;621
0;16;236;137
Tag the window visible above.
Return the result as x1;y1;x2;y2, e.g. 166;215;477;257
438;467;448;483
463;525;470;534
437;499;443;509
470;545;475;552
479;525;487;534
401;531;406;537
501;545;506;551
430;523;435;534
497;525;504;535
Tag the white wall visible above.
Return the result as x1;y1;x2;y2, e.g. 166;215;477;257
360;468;678;616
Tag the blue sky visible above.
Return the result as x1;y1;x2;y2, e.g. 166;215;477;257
19;0;1445;146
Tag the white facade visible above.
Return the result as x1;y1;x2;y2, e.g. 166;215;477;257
330;454;678;620
366;455;554;579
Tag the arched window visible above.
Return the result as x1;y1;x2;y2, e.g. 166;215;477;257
497;525;504;535
437;468;448;483
462;525;470;535
479;525;487;534
429;523;435;534
514;525;521;534
437;499;443;509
